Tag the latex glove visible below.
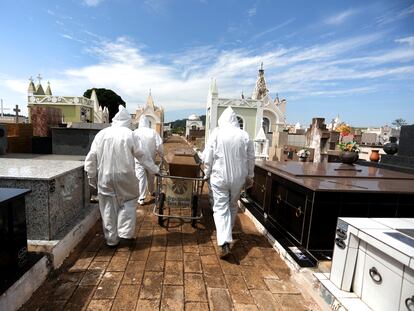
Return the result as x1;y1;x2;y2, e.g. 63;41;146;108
88;177;97;189
245;176;254;189
155;166;160;176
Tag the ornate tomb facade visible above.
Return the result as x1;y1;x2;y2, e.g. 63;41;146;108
205;64;286;159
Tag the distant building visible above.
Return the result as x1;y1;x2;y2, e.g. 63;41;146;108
361;125;400;145
0;115;28;124
26;75;108;123
205;64;286;159
327;115;341;131
132;91;164;138
185;114;204;137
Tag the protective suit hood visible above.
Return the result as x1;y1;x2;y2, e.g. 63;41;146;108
139;115;150;128
112;105;131;128
218;106;238;128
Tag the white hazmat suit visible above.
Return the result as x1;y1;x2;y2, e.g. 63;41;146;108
85;105;159;246
134;116;164;204
203;106;255;248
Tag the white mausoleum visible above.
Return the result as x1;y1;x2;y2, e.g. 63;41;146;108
205;64;286;159
185;114;204;137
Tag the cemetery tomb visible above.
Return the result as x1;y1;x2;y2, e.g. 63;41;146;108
0;159;90;240
51;123;109;155
0;188;42;295
243;161;414;266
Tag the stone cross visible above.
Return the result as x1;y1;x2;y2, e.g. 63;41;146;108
13;104;20;123
37;74;42;84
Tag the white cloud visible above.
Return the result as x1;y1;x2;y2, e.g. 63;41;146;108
399;4;414;17
247;7;257;18
3;31;414;118
376;4;414;25
4;80;27;95
325;9;358;25
60;33;86;44
83;0;104;7
251;18;295;41
396;36;414;46
144;0;168;14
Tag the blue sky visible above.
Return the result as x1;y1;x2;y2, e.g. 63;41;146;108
0;0;413;126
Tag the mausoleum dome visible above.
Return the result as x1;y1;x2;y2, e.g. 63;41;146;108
188;114;200;121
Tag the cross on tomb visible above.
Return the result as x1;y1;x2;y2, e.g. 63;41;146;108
13;105;20;123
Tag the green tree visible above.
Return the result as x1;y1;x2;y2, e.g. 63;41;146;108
84;88;126;122
392;118;407;128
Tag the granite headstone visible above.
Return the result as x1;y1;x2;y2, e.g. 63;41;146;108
398;125;414;156
52;123;109;155
30;106;62;137
361;132;378;145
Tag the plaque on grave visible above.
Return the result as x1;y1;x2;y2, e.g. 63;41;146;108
0;188;31;293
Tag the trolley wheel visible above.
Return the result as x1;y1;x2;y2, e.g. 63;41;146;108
158;193;165;226
191;195;198;228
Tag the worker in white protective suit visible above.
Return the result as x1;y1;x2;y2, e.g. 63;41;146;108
203;106;255;258
134;115;163;205
85;105;159;247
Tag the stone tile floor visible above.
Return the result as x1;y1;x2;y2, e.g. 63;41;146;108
21;193;322;311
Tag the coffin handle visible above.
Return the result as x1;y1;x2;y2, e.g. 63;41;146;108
369;267;382;284
405;295;414;310
276;194;281;204
295;206;302;218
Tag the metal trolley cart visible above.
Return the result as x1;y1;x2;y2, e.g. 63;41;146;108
153;161;207;227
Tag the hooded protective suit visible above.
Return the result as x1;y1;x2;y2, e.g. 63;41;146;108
203;106;255;246
85;105;159;246
134;115;164;203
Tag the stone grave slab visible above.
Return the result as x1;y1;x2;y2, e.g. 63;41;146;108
0;159;90;240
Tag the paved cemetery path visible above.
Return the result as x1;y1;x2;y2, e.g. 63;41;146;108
20;136;322;311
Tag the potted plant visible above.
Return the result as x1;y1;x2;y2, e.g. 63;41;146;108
338;141;360;164
296;148;310;162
